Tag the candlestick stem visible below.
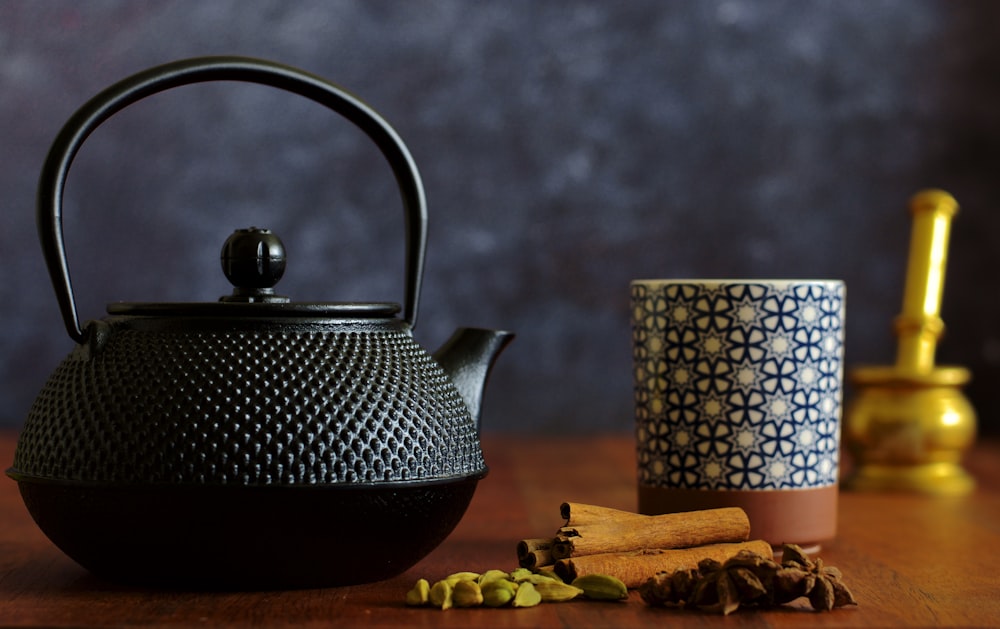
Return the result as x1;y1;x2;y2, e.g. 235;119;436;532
894;190;958;373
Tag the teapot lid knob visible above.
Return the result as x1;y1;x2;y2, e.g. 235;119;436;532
220;227;290;303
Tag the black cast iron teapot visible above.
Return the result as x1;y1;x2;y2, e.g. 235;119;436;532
7;57;513;589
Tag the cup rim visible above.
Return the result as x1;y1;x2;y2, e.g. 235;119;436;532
631;278;843;288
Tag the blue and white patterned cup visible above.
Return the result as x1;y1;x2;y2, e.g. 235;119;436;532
631;279;845;548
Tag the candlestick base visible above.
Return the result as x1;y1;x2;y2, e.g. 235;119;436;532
843;365;976;496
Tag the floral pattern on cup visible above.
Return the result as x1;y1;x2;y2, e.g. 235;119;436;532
632;281;845;491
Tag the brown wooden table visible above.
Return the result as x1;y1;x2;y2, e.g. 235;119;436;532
2;430;999;627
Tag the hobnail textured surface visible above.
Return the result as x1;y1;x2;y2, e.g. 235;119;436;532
14;324;485;485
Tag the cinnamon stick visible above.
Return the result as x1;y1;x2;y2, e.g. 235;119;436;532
553;505;750;559
554;540;773;589
561;502;646;526
516;538;554;569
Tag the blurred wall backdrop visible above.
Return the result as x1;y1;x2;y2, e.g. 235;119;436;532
1;0;998;435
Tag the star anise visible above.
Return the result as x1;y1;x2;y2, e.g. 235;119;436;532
779;543;857;611
637;567;700;607
638;544;857;615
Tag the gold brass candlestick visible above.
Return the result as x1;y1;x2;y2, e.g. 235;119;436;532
844;189;977;495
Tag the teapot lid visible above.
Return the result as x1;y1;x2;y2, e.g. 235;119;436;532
107;227;402;319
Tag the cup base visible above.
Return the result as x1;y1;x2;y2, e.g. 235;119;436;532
638;484;838;549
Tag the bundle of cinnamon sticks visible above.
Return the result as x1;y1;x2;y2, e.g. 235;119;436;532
517;503;772;589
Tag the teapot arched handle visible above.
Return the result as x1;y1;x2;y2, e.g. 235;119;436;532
37;56;428;343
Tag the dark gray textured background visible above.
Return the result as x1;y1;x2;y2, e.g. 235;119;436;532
2;0;998;435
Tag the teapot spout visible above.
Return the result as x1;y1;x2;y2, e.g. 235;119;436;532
433;328;514;431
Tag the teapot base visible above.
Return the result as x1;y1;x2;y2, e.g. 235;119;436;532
10;473;482;590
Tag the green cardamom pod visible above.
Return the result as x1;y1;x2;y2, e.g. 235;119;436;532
534;581;584;602
428;580;453;610
478;569;510;585
519;573;561;585
512;581;542;608
482;580;517;607
405;578;430;606
535;567;563;583
452;580;484;607
445;571;481;586
571;574;629;600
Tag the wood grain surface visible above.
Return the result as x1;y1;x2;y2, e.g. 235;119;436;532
2;431;999;627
